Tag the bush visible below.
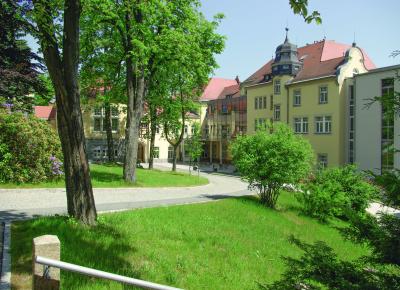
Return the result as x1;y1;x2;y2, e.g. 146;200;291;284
368;169;400;208
231;123;314;208
261;236;400;290
0;112;63;183
343;212;400;265
298;165;378;221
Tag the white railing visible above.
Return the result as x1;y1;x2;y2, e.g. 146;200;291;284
35;256;183;290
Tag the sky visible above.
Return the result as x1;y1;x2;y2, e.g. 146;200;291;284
26;0;400;81
199;0;400;80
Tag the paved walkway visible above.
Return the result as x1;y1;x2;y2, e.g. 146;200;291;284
0;163;250;222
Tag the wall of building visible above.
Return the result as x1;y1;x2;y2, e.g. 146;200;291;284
352;66;400;173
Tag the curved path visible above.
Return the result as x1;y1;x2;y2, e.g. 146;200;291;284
0;163;250;222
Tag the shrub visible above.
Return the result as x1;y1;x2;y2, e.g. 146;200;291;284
298;165;378;221
368;169;400;208
0;112;63;183
231;123;314;208
261;236;400;290
343;212;400;265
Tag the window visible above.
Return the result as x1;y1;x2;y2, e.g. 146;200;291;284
381;78;395;171
317;154;328;169
191;126;195;135
111;118;119;132
255;118;266;131
270;95;273;110
274;105;281;121
92;106;119;133
315;116;332;134
319;86;328;104
184;125;188;134
254;97;258;109
274;79;281;95
349;85;355;163
258;97;263;109
263;96;267;109
293;90;301;106
294;117;308;134
156;126;160;134
153;147;160;158
168;146;174;159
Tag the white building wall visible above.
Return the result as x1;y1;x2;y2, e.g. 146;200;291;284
353;65;400;173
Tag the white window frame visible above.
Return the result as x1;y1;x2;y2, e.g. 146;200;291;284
293;90;301;106
274;105;281;121
319;86;328;104
274;79;281;95
315;116;332;134
294;117;308;134
318;154;328;169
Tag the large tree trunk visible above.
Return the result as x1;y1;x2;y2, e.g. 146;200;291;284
172;146;178;171
123;6;145;183
104;100;115;163
148;106;157;169
33;0;97;225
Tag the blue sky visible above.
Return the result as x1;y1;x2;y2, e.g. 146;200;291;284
200;0;400;80
27;0;400;81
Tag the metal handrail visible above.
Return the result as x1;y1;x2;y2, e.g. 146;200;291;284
35;256;183;290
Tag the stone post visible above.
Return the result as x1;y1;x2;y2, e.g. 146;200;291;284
32;235;60;290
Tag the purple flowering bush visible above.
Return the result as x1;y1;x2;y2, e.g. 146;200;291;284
0;112;63;183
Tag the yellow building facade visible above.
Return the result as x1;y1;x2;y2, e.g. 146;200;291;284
243;33;375;168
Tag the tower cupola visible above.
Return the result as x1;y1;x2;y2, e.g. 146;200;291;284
271;28;302;76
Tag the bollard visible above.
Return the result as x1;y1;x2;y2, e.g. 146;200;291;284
32;235;60;290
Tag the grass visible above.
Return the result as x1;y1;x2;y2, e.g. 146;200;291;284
0;164;208;188
10;192;370;290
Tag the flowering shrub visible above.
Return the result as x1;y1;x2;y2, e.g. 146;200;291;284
0;112;63;183
50;155;64;178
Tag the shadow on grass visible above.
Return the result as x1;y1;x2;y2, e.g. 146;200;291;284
11;216;141;289
91;170;123;183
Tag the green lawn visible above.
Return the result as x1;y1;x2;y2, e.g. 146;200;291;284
0;164;208;188
11;192;370;290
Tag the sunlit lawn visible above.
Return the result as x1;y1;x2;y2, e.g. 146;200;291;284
0;164;208;188
11;192;369;290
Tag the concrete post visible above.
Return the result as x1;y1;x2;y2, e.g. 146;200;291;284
32;235;60;290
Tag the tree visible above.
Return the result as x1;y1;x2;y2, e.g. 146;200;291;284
288;0;322;24
31;0;97;225
159;13;224;171
185;122;203;175
231;123;314;208
80;10;125;163
0;0;46;112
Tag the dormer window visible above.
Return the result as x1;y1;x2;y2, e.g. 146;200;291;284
226;94;233;99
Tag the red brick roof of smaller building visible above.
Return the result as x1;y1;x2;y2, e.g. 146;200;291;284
217;84;240;99
34;105;56;120
200;77;238;101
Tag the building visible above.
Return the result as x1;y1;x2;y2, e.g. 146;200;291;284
243;29;375;168
202;80;247;164
345;64;400;173
34;105;57;129
82;102;201;163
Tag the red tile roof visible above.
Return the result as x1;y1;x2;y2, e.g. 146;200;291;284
244;40;376;85
34;106;56;120
217;84;240;99
200;77;238;101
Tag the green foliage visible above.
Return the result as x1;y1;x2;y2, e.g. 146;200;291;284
343;212;400;265
185;122;203;171
231;123;314;208
0;112;62;183
299;165;378;221
34;73;55;105
368;169;400;208
289;0;322;24
0;0;47;112
262;236;400;290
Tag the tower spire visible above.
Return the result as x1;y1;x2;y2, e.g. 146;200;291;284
285;27;289;43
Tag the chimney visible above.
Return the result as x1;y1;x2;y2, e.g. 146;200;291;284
235;75;240;84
